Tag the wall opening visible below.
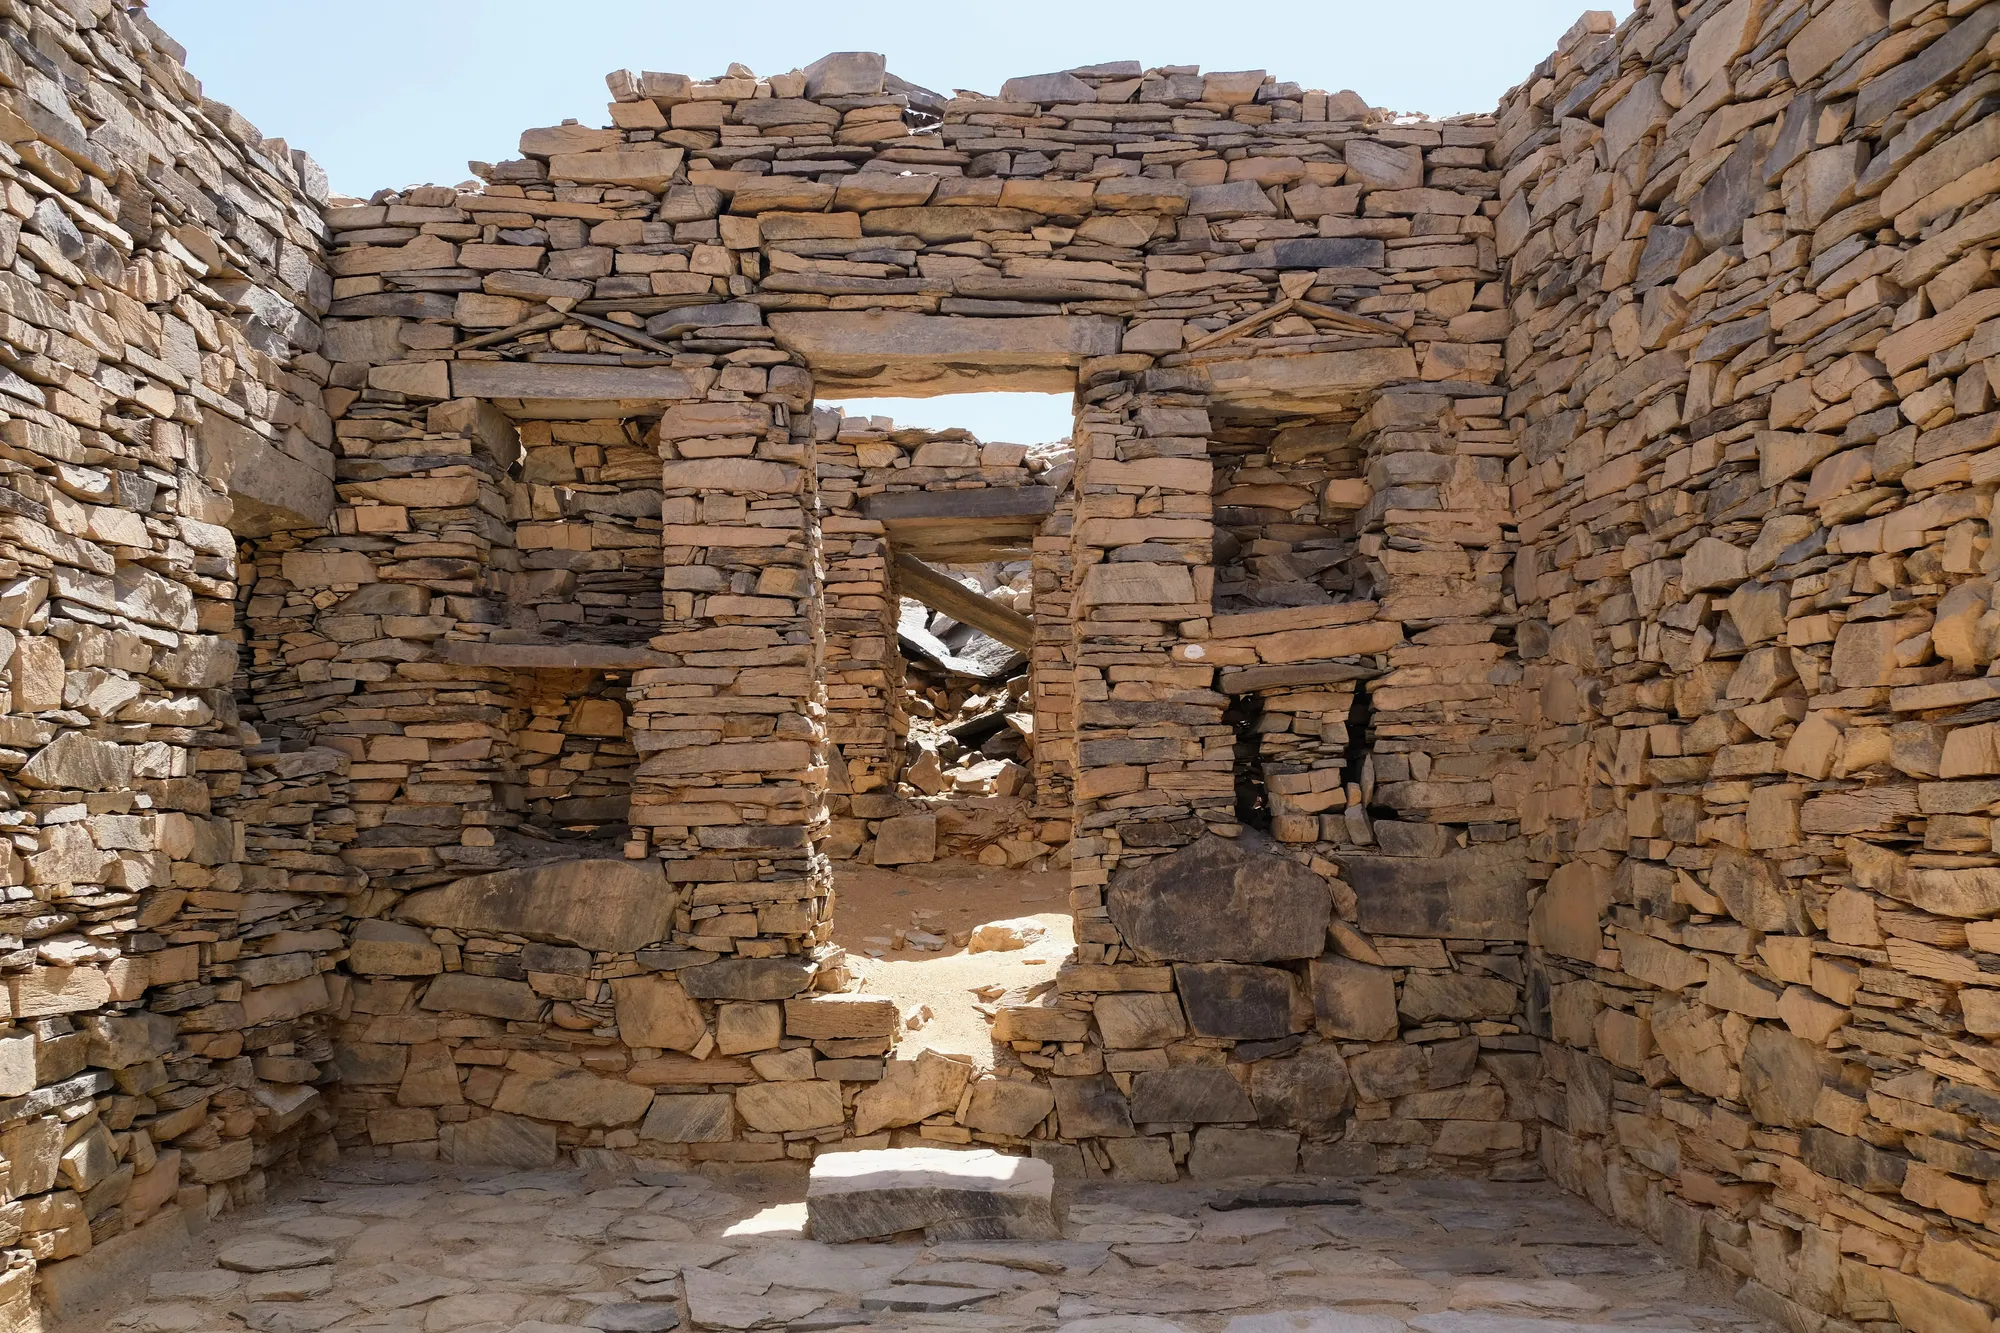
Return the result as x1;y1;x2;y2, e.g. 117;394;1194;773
815;394;1074;1070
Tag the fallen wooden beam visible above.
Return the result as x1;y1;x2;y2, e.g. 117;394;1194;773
893;552;1036;653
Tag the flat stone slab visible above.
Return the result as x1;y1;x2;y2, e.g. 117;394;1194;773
861;1283;999;1311
585;1303;682;1331
806;1147;1058;1243
217;1237;337;1272
1225;1314;1410;1333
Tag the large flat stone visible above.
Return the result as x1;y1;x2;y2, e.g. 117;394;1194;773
1187;1127;1299;1179
679;957;818;1000
807;1147;1059;1242
1128;1068;1256;1124
1205;347;1420;414
1171;963;1298;1040
1107;834;1332;963
1248;1042;1354;1134
769;312;1121;396
1342;845;1530;941
492;1069;654;1127
39;1208;191;1320
204;409;334;537
398;858;677;953
438;1113;559;1168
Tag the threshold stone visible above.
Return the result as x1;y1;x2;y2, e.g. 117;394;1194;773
805;1146;1059;1243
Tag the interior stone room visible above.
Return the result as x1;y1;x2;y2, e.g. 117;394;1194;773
0;1;1990;1331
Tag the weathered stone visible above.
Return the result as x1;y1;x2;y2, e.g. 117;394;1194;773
438;1114;559;1168
1052;1074;1135;1139
1095;992;1187;1048
1309;957;1399;1040
962;1079;1057;1138
1249;1044;1353;1134
398;859;677;953
855;1050;973;1135
680;957;818;1000
491;1069;653;1127
639;1093;736;1143
346;920;443;976
612;975;706;1052
1344;846;1530;940
806;1147;1059;1242
1106;834;1332;962
1171;963;1298;1040
1187;1127;1299;1179
1128;1068;1256;1123
419;974;543;1022
736;1080;843;1132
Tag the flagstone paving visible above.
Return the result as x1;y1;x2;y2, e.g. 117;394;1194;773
72;1162;1775;1333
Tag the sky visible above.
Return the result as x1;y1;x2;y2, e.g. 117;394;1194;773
147;0;1631;443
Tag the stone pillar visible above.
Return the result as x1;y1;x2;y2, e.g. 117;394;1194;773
1065;372;1227;967
307;393;524;906
1349;387;1527;841
629;383;831;980
1030;489;1076;838
814;407;905;810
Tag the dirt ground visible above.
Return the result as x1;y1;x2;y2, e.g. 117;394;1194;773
830;861;1073;1069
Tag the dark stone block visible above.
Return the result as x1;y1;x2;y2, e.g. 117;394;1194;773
1342;845;1529;941
398;858;677;953
1128;1067;1256;1123
1690;123;1773;250
1172;963;1298;1040
1051;1074;1134;1138
1107;833;1332;963
679;957;818;1001
1802;1128;1907;1193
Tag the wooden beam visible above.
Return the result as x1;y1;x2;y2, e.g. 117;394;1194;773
893;552;1035;653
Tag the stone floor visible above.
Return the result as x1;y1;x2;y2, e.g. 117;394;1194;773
74;1159;1778;1333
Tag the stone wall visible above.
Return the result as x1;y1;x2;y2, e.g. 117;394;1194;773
1500;2;2000;1329
8;0;2000;1322
284;50;1552;1185
0;0;339;1320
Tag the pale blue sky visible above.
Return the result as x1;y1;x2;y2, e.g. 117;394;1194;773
148;0;1630;442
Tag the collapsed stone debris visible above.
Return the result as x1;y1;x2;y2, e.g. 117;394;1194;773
0;0;1985;1330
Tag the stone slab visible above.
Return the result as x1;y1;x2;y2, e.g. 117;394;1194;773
397;858;677;953
806;1147;1059;1243
1107;834;1332;963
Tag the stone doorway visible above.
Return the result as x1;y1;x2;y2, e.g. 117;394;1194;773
814;397;1076;1081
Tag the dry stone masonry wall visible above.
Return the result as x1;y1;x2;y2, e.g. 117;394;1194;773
284;42;1555;1193
1502;1;2000;1330
0;0;1992;1327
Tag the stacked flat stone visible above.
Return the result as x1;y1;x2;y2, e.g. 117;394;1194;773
0;0;338;1317
273;43;1550;1188
24;1;2000;1320
1499;2;2000;1329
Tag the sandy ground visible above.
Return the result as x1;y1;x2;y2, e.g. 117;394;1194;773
830;861;1073;1069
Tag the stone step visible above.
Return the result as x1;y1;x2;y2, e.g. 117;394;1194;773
806;1147;1060;1243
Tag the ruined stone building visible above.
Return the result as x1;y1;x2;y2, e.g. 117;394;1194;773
0;0;1991;1327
